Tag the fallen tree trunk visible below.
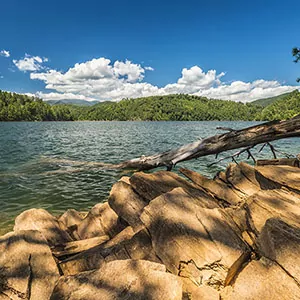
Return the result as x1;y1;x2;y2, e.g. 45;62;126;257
112;116;300;171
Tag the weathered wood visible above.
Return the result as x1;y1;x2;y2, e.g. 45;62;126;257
256;158;299;167
110;117;300;171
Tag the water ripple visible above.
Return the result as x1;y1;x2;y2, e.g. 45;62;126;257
0;121;299;234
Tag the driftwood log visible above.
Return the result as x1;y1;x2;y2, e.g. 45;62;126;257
112;116;300;171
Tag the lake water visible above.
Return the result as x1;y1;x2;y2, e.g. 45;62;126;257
0;121;299;234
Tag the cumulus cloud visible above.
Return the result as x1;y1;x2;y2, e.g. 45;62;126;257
35;92;97;101
0;50;10;57
13;54;48;72
26;56;299;102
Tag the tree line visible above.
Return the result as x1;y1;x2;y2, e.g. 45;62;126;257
0;89;299;122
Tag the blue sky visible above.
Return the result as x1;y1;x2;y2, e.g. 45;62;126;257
0;0;299;102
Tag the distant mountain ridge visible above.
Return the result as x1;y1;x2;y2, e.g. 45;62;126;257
46;99;100;106
251;91;297;107
46;91;298;108
1;89;300;121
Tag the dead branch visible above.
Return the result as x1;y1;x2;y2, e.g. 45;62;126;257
109;117;300;171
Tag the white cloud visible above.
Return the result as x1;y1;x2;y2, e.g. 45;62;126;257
13;54;48;72
113;60;145;82
145;66;154;71
0;50;10;57
26;56;299;102
35;92;97;102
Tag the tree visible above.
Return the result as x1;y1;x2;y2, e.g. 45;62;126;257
292;47;300;82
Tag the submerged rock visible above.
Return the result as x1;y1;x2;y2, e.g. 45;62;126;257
0;230;59;300
51;259;182;300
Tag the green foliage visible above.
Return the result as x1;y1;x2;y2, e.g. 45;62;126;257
1;90;300;122
292;47;300;82
85;94;262;121
256;90;300;121
0;90;55;121
251;91;295;107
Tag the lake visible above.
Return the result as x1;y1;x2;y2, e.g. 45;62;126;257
0;121;299;234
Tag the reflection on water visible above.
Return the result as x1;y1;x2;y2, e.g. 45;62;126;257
0;121;299;234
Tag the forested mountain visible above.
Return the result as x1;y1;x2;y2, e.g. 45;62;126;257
0;89;300;122
0;90;82;121
85;95;261;121
251;91;296;107
256;90;300;120
47;99;100;106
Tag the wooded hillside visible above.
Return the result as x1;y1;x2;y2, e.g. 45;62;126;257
1;90;300;121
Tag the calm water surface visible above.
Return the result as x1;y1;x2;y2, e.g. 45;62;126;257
0;121;299;234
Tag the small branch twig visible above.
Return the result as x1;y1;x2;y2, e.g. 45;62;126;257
216;127;236;132
208;145;256;167
267;142;277;159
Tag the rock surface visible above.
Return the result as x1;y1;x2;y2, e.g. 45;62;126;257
51;235;110;258
60;226;159;275
258;218;300;283
129;170;207;202
255;164;300;192
76;202;125;239
3;161;300;299
108;181;147;230
140;187;250;288
221;257;300;300
14;208;72;246
180;167;243;205
0;230;59;300
51;259;183;300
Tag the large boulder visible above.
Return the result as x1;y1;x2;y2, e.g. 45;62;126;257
246;189;300;234
0;230;59;300
14;208;72;246
60;226;159;275
58;209;85;229
129;170;213;202
108;181;147;230
221;257;300;300
140;187;250;290
224;162;281;197
181;277;220;300
255;164;300;192
51;235;110;258
180;167;243;206
51;259;183;300
76;202;125;240
58;209;86;240
258;218;300;283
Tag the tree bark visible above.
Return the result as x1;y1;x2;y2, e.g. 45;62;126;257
112;116;300;171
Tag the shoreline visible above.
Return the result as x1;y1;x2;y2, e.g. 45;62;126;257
1;159;300;299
